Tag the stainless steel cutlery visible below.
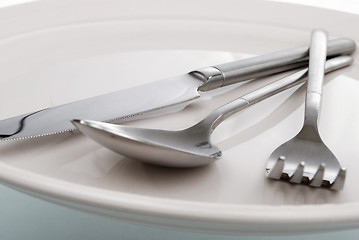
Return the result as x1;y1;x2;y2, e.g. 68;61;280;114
1;29;355;190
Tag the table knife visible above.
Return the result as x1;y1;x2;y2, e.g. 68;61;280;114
0;38;355;140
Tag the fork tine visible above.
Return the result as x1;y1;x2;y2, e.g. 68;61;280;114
266;156;285;179
309;163;325;187
331;167;346;190
290;161;305;183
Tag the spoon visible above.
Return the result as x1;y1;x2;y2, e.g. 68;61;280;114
72;56;352;167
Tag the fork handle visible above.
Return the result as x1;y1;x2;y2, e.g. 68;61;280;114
303;29;328;130
307;30;328;95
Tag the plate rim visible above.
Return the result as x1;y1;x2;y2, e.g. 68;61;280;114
2;161;359;234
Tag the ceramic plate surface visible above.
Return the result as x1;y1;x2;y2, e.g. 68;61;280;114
1;0;359;235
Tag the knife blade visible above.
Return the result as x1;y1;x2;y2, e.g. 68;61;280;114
0;38;355;140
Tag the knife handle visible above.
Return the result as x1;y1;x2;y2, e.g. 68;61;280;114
190;38;356;91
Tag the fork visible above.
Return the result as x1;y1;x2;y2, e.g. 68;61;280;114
265;29;346;190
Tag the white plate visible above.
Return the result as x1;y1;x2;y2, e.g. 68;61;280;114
1;0;359;235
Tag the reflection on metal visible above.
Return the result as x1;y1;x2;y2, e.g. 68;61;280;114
0;109;47;139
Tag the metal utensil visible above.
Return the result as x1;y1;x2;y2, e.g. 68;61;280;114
0;39;356;141
266;30;346;190
72;56;352;168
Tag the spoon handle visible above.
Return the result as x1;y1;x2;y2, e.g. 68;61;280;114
202;55;353;132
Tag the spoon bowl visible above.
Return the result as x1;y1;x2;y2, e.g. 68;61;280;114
72;119;221;167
